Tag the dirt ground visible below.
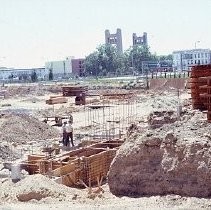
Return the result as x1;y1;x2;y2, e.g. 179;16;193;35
1;79;211;209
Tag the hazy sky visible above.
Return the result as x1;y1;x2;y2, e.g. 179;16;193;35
0;0;211;68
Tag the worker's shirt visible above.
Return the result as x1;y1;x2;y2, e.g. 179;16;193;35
62;124;66;133
66;124;73;133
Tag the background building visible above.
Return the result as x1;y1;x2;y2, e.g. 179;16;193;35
0;67;46;81
45;57;73;78
71;58;85;76
173;49;211;71
105;28;123;53
132;32;148;46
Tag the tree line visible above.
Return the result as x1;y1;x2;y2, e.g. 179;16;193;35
84;44;172;76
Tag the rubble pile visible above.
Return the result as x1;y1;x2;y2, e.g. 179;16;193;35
108;109;211;197
0;113;59;143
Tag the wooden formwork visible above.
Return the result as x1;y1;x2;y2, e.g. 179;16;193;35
21;140;123;187
80;149;117;186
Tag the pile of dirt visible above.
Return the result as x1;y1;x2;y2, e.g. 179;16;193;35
5;84;62;98
148;110;178;128
108;109;211;198
149;78;187;90
138;92;180;112
0;144;20;161
35;105;82;118
6;86;33;98
0;113;59;143
0;174;83;202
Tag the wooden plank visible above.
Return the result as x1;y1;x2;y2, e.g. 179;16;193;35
52;162;76;177
46;97;68;105
28;155;45;161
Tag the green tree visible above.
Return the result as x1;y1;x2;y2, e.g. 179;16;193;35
49;69;54;80
125;45;156;73
31;70;37;82
84;51;99;76
84;44;124;77
158;54;173;61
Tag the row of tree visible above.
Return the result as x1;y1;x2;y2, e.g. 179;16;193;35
84;44;172;76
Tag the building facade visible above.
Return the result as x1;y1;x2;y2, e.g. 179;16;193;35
132;32;148;46
173;49;211;71
71;58;85;76
0;68;46;81
105;28;123;53
45;57;72;78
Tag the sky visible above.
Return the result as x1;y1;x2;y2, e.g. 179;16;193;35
0;0;211;68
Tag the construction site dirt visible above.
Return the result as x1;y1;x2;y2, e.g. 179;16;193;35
1;77;211;209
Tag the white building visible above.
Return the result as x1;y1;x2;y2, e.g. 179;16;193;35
45;57;73;78
0;67;46;80
173;49;211;71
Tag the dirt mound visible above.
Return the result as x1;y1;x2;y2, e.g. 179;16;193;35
5;84;62;98
149;78;187;90
0;113;59;143
0;144;20;161
108;110;211;198
0;174;83;202
148;111;177;128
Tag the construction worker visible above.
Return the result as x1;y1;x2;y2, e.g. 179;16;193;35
62;121;67;146
66;121;74;147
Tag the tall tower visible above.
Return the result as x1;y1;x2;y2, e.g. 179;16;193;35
105;28;123;53
132;32;148;46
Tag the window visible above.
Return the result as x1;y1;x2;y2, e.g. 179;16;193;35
201;53;204;58
198;53;200;58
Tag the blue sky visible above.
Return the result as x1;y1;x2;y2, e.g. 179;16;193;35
0;0;211;68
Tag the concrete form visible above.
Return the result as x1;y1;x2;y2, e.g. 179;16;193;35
20;140;123;187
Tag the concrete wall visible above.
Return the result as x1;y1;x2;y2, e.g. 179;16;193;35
45;59;72;77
